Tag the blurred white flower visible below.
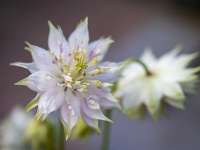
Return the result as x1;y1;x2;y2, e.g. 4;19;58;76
12;18;121;139
0;107;33;149
115;45;200;119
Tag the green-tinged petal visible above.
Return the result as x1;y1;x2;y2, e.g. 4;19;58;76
143;78;163;120
181;79;200;93
35;110;44;121
26;93;41;112
175;51;199;67
15;78;29;85
126;104;146;120
163;81;185;100
159;45;182;62
165;98;185;110
141;47;157;66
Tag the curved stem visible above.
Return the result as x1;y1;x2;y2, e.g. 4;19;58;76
58;120;65;150
124;58;151;76
101;109;112;150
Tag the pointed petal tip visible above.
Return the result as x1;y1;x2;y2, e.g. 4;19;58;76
34;110;45;121
150;110;159;121
84;17;88;23
25;41;31;47
26;95;40;112
24;42;32;52
14;78;28;86
96;128;101;134
48;20;55;29
64;128;71;141
77;17;89;28
106;117;113;123
144;46;152;52
171;44;183;54
10;62;17;66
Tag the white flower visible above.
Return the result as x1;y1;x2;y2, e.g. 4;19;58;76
12;18;121;139
0;107;33;149
115;45;200;119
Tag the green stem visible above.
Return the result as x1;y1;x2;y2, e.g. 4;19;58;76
125;58;151;76
58;120;65;150
101;109;112;150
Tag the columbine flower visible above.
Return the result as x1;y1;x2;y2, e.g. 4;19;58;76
0;107;33;149
115;45;200;119
11;18;120;139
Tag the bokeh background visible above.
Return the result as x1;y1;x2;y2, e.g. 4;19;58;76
1;0;200;150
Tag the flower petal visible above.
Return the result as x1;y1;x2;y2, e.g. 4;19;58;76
173;52;199;68
141;47;157;67
59;101;79;140
15;71;60;92
86;62;122;83
99;97;121;110
87;37;113;61
163;80;185;100
10;62;38;73
88;85;119;104
48;21;70;57
158;45;182;64
26;42;62;75
165;98;185;110
81;98;112;122
81;110;100;133
37;87;65;120
68;18;89;50
26;93;41;112
66;90;81;114
141;78;163;119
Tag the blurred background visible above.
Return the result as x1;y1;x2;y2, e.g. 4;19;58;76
1;0;200;150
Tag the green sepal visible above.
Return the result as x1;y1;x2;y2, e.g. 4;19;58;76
26;94;40;112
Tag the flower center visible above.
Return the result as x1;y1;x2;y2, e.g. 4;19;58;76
52;49;107;92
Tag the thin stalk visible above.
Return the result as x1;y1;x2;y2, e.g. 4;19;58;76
101;109;112;150
58;120;65;150
124;58;151;76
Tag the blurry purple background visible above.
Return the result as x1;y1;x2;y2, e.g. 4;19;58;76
1;0;200;150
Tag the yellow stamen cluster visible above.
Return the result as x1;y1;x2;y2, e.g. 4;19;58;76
55;49;110;92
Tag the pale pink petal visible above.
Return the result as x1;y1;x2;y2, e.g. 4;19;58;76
48;22;70;57
88;85;118;104
86;62;122;83
38;87;65;119
59;101;79;139
87;37;113;61
15;71;61;92
66;90;81;114
99;97;121;110
81;98;112;122
10;62;38;73
81;110;99;131
27;43;62;75
68;18;89;50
